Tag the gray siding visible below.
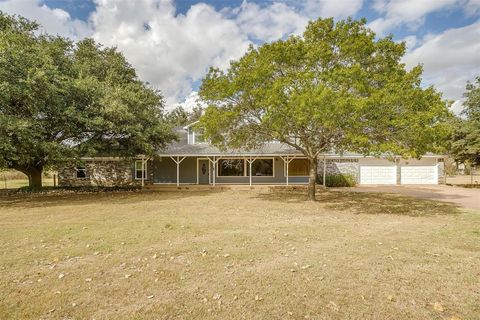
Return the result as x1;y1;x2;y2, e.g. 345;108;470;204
153;156;309;184
154;156;198;184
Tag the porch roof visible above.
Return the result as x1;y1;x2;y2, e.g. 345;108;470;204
155;127;443;158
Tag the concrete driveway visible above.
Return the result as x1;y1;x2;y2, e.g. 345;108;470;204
337;185;480;211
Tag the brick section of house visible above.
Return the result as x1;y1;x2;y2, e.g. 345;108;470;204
437;159;445;184
317;158;359;181
58;159;153;187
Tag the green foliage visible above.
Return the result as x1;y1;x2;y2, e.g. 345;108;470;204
324;174;357;187
452;76;480;166
199;18;451;199
0;12;175;186
166;105;203;127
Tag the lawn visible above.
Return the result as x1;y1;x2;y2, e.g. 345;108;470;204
0;170;55;189
0;188;479;319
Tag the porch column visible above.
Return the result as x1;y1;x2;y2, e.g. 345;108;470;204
170;156;186;187
286;155;289;186
280;156;294;186
246;157;255;187
207;156;220;187
213;156;216;187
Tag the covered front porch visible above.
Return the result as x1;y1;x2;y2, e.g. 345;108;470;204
151;155;319;186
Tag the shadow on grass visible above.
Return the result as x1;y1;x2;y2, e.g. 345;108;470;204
0;189;224;209
256;189;462;217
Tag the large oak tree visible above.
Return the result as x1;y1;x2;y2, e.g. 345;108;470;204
199;18;451;200
452;76;480;166
0;13;175;188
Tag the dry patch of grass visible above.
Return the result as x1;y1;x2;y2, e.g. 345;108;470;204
0;169;55;189
0;189;478;319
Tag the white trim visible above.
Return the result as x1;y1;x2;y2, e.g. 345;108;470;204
134;160;148;180
213;182;309;185
196;157;211;185
152;182;309;185
214;157;276;178
182;121;200;129
192;128;207;144
247;157;275;178
153;182;195;185
216;158;247;177
75;165;87;179
170;156;186;187
156;154;445;158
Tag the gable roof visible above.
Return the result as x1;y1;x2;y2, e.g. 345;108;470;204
157;126;301;156
156;126;443;158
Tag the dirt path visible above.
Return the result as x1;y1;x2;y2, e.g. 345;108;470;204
336;185;480;211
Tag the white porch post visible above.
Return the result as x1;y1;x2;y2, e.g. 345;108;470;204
141;156;145;188
170;156;186;187
249;158;252;186
207;156;219;186
323;156;326;187
246;157;254;187
280;156;294;186
286;155;289;186
176;156;180;187
213;156;216;187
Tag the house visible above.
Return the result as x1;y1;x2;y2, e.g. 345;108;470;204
58;123;445;187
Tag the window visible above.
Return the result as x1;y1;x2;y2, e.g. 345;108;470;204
287;159;310;176
135;160;147;180
75;164;86;179
218;159;245;176
193;129;206;144
247;159;274;176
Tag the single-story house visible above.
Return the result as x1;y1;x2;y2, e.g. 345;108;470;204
58;123;445;187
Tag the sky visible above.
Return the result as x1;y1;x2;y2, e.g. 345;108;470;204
1;0;480;113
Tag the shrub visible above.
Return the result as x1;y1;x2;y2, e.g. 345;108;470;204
325;174;357;187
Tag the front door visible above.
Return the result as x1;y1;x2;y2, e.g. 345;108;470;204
198;159;210;184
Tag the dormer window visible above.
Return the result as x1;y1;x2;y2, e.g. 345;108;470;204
192;128;205;144
184;121;208;144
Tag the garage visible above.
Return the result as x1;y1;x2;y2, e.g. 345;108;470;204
353;157;441;185
358;158;397;185
398;158;439;185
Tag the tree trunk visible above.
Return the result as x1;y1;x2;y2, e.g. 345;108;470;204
14;165;44;188
307;157;318;201
28;168;43;188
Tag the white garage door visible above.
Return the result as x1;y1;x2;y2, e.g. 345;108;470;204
360;166;397;185
400;166;438;184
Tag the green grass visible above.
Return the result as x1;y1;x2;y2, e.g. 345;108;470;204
0;169;55;189
0;189;478;319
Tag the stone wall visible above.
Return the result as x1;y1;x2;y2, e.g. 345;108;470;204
437;160;445;184
58;159;153;187
317;158;359;181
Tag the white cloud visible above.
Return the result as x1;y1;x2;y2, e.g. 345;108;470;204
369;0;460;35
403;21;480;112
172;91;207;112
0;0;366;107
303;0;363;18
464;0;480;16
0;0;91;39
233;1;308;42
400;35;418;50
91;0;251;105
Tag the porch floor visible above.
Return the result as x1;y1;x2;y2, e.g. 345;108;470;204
145;184;313;192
